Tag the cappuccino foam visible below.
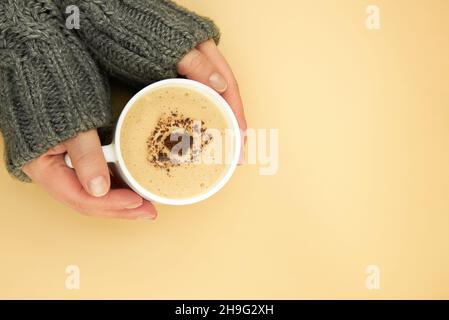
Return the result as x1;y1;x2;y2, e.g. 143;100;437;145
120;86;233;199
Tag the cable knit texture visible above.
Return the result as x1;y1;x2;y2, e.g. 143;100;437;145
0;0;220;181
55;0;220;84
0;0;112;181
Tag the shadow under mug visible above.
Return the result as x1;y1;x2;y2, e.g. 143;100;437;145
64;79;241;206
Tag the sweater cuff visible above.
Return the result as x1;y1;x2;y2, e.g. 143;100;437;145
58;0;220;84
0;38;111;181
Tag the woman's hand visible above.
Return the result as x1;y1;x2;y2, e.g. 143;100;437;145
22;129;157;220
21;39;245;220
177;39;247;132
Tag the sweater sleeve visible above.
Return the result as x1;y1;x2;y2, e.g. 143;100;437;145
56;0;221;84
0;0;112;181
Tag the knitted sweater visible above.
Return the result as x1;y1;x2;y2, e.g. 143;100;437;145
0;0;220;181
55;0;220;84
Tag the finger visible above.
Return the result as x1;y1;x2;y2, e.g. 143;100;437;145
197;40;248;132
24;154;155;218
64;129;110;197
177;48;228;93
87;201;158;220
197;40;248;165
83;189;144;210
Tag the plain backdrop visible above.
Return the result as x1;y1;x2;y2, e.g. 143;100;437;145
0;0;448;298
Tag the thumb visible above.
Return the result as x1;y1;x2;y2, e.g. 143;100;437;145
64;129;110;197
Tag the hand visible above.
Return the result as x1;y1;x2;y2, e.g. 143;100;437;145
22;40;243;220
177;39;248;133
22;129;157;220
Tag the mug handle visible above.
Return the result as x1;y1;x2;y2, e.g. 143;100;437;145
64;144;117;169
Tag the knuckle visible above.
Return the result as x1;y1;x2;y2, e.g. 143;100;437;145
189;53;205;72
72;150;105;175
178;50;205;75
72;149;93;165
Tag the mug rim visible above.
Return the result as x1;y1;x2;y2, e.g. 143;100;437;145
114;78;241;206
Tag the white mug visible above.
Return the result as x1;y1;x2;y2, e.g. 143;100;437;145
65;79;241;206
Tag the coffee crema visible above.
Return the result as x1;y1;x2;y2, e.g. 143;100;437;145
120;86;233;199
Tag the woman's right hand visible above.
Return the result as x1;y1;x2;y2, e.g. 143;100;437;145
22;129;157;220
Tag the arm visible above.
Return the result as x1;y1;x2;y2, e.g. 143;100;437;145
1;0;156;219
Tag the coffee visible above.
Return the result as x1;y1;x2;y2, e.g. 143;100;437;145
120;86;234;199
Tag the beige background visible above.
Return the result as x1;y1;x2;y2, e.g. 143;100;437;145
1;0;449;299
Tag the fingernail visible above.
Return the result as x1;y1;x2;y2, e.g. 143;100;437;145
209;72;228;93
88;176;108;197
125;201;143;210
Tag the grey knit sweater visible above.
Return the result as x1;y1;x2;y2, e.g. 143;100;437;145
0;0;220;181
